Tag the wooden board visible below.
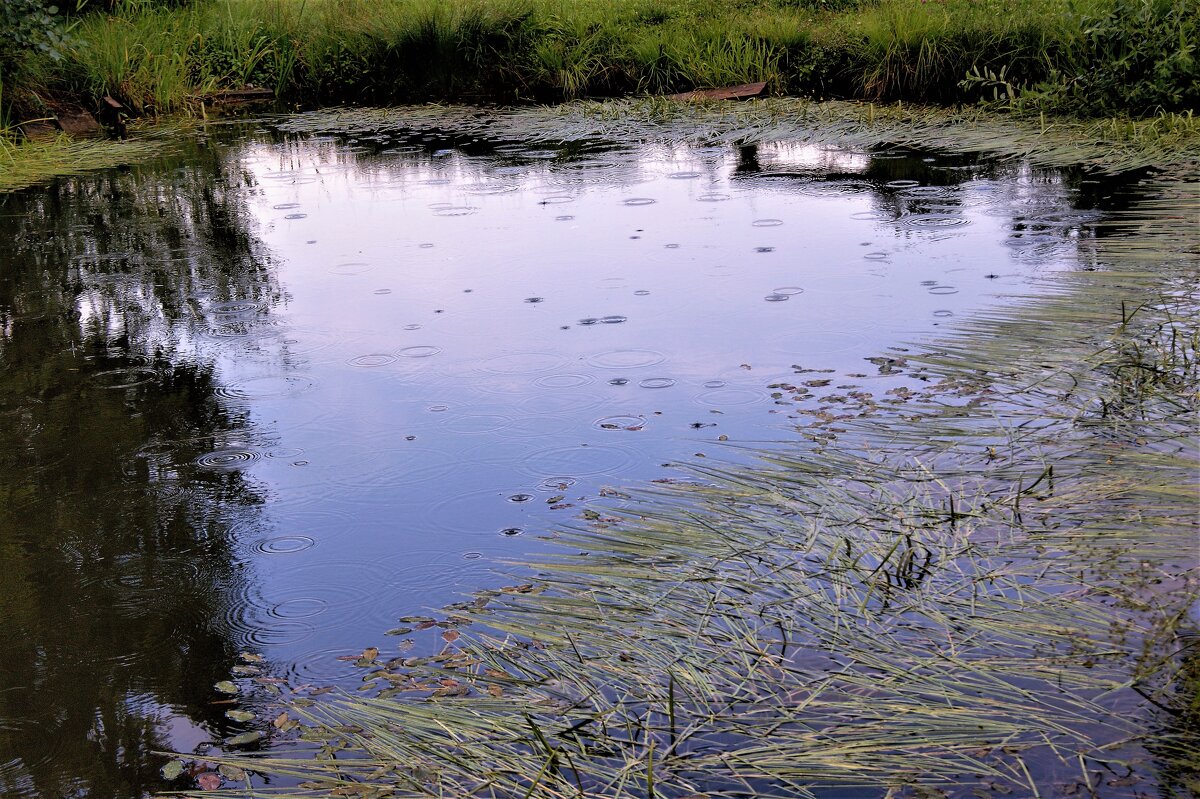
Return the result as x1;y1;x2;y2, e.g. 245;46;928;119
207;88;275;103
667;81;767;101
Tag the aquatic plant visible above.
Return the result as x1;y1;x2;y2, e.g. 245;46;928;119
0;132;176;193
271;98;1200;174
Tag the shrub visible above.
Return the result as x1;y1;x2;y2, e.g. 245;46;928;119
1078;0;1198;114
0;0;73;76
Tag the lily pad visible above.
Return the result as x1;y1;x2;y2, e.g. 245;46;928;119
214;680;239;695
225;709;255;722
160;760;186;780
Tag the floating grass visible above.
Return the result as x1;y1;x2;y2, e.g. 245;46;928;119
271;99;1200;174
182;113;1199;798
0;132;177;194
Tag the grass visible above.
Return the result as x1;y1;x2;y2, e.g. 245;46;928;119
171;111;1200;797
0;129;176;193
272;98;1200;173
2;0;1196;133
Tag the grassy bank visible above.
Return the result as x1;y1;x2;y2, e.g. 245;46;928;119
3;0;1197;131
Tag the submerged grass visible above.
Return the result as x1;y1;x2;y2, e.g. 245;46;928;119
186;116;1200;797
273;98;1200;173
0;130;176;193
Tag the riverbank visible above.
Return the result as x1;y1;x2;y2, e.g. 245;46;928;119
3;0;1196;192
3;97;1200;195
3;0;1197;131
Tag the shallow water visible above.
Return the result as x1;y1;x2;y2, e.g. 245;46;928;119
0;121;1128;797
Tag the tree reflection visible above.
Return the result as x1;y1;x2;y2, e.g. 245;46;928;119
0;144;275;799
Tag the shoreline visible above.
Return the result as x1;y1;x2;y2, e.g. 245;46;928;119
3;97;1199;196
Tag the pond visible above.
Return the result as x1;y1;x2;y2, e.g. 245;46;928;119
0;116;1144;797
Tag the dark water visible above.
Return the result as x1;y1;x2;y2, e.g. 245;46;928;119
0;122;1116;797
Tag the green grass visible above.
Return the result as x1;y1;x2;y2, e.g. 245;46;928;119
2;0;1196;133
0;129;177;192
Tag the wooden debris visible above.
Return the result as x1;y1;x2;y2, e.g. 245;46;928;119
99;96;128;138
667;81;767;101
55;111;101;139
205;87;275;104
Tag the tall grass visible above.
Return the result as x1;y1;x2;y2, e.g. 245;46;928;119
4;0;1194;122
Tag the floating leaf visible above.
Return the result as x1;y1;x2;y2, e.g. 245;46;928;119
197;772;222;790
214;680;238;695
432;683;470;698
218;764;247;781
275;713;300;732
239;652;264;663
160;760;185;780
442;629;460;643
225;709;255;722
361;647;379;660
224;730;263;747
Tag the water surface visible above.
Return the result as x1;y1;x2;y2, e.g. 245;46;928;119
0;121;1122;797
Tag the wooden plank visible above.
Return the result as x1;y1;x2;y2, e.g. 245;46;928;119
207;88;275;103
667;81;767;101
